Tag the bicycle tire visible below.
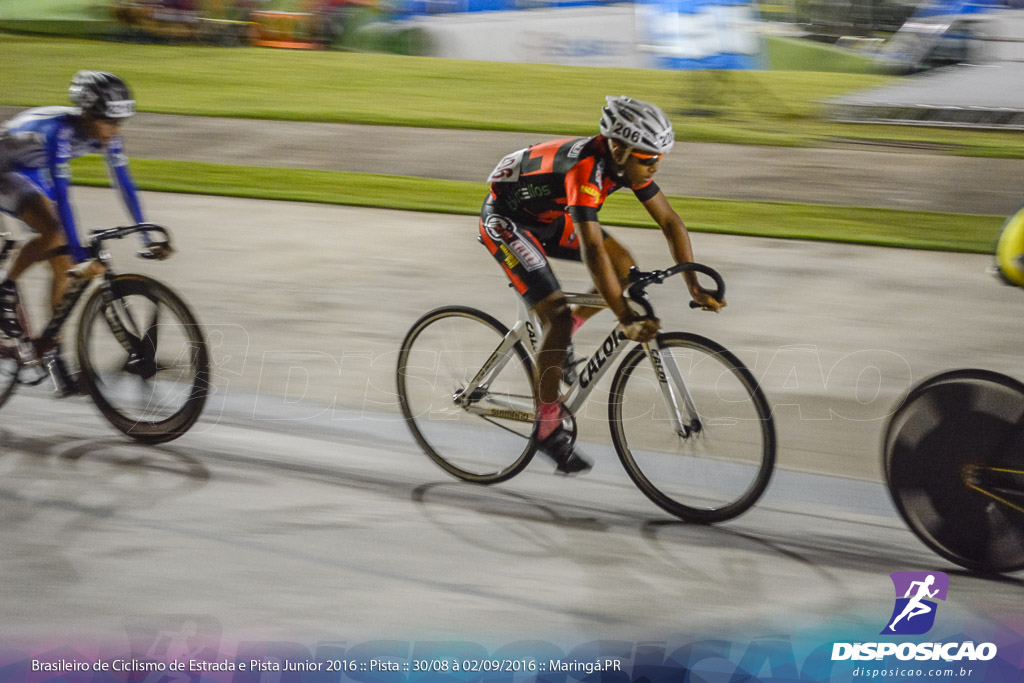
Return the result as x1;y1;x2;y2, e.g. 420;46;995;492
608;332;776;523
397;305;538;484
884;369;1024;574
0;232;20;410
77;274;210;444
0;345;17;410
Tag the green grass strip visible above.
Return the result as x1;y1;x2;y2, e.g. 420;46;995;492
70;156;1004;253
5;32;1024;157
0;33;883;133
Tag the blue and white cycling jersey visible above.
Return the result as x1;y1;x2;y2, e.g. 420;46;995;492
0;106;145;261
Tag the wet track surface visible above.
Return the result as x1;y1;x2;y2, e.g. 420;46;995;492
3;389;1023;647
2;189;1022;646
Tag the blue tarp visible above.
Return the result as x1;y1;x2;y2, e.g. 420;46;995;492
912;0;1005;18
395;0;614;18
636;0;762;70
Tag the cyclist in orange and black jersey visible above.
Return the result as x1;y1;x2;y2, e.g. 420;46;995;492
484;134;661;261
480;96;724;475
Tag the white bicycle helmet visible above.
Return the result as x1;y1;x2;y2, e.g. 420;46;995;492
69;71;135;120
599;95;675;155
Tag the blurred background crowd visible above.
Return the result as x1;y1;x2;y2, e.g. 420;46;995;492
0;0;1019;72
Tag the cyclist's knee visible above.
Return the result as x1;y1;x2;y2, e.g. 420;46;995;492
18;195;62;238
47;252;73;275
535;293;572;334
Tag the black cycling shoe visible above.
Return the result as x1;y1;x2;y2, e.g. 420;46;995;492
0;280;25;339
534;424;593;476
561;343;587;386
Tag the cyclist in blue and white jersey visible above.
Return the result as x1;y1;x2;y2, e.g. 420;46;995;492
0;71;170;344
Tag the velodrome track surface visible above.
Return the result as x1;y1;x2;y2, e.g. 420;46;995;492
1;188;1022;647
112;113;1024;215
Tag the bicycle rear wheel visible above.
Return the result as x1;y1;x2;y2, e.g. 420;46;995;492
0;230;22;409
397;306;537;483
609;332;775;523
77;274;210;444
0;344;17;410
884;369;1024;574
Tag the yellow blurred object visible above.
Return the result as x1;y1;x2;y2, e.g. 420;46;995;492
995;205;1024;287
250;10;321;49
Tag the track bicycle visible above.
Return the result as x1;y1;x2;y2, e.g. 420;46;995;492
396;262;776;523
884;369;1024;574
0;223;210;444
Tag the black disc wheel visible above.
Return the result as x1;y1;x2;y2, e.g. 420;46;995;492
77;274;209;444
884;369;1024;574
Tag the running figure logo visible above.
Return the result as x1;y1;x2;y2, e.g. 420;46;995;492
881;571;949;635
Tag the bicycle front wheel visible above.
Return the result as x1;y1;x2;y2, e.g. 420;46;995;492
609;332;775;523
397;306;537;484
77;274;210;444
884;369;1024;574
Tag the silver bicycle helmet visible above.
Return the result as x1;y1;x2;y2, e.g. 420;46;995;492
69;71;135;120
599;95;674;155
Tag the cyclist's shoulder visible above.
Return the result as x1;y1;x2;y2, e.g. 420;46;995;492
4;106;78;132
2;108;80;152
547;135;603;165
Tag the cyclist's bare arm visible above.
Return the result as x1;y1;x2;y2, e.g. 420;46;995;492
578;220;658;342
578;220;629;319
642;191;725;311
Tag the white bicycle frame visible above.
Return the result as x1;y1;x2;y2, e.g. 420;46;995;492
455;291;702;438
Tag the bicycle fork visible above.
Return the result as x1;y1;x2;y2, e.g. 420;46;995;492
644;340;702;439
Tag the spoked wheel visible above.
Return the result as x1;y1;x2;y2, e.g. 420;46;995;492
884;369;1024;574
397;305;538;484
77;274;210;444
609;332;775;523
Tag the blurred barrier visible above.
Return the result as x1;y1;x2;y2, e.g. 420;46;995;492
403;6;643;66
403;2;764;68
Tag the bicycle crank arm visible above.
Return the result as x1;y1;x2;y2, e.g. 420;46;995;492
964;465;1024;515
463;404;534;423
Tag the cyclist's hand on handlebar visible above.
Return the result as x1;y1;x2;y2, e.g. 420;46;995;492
140;242;174;261
621;315;661;343
690;286;725;312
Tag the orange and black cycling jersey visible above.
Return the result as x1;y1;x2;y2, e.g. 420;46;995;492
486;135;660;228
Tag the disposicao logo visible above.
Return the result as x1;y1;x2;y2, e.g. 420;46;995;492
882;571;948;636
831;571;998;663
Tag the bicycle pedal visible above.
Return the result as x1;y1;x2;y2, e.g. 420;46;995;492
560;412;578;447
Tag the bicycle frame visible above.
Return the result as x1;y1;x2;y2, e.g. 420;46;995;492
457;290;701;438
965;465;1024;515
963;407;1024;515
0;224;168;380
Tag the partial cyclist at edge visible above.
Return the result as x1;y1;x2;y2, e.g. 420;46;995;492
993;201;1024;288
0;70;170;390
479;95;725;476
